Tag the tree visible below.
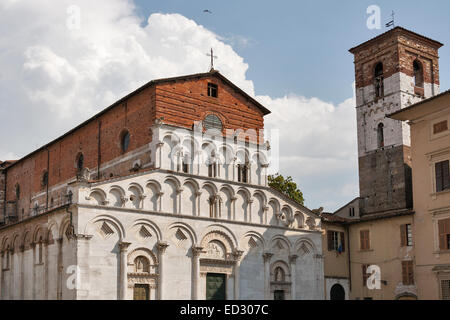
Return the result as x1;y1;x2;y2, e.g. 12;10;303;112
268;173;304;205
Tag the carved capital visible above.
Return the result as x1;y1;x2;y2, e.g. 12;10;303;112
289;254;298;264
232;249;244;261
191;245;205;257
195;191;203;197
118;241;131;252
262;252;273;263
157;241;169;254
230;196;238;202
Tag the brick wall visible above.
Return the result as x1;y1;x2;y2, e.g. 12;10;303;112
2;72;267;220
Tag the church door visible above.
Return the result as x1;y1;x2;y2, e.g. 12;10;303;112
206;273;226;300
330;284;345;300
133;284;150;300
274;290;285;300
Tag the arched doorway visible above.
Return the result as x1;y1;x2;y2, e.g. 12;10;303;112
330;283;345;300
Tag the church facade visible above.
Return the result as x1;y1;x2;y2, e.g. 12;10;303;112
0;71;324;300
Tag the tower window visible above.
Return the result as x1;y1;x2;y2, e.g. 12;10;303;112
203;114;223;132
435;160;450;193
121;130;130;153
208;163;217;178
413;60;424;88
374;62;384;99
377;123;384;148
238;164;248;183
207;83;218;98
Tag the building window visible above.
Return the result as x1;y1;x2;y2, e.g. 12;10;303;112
438;218;450;250
76;153;84;172
208;163;217;178
360;230;370;250
203;114;223;132
207;83;218;98
327;231;345;252
238;164;248;183
413;60;424;88
121;130;130;153
401;261;414;285
182;161;189;174
41;171;48;187
377;123;384;148
362;264;370;287
374;62;384;99
435;160;450;193
433;120;448;135
441;280;450;300
274;290;285;300
400;224;413;247
349;207;355;217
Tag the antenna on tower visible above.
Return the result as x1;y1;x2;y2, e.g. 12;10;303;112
385;10;395;28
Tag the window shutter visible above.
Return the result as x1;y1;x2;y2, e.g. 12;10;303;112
443;161;450;190
360;230;364;249
439;220;446;250
436;162;443;192
400;224;406;247
327;231;333;251
340;232;345;252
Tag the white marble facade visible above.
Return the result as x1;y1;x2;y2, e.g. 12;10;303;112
0;123;325;300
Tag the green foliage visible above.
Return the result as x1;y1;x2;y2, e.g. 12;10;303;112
268;173;304;205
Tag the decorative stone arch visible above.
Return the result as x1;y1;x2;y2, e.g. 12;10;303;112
33;225;45;243
108;185;127;208
146;179;162;211
59;217;74;241
218;184;235;220
200;225;238;257
295;237;317;258
12;233;22;253
293;211;304;229
183;178;200;192
270;260;292;300
128;183;144;209
127;247;159;300
47;222;58;245
250;150;268;166
84;214;126;241
270;235;292;256
22;230;33;251
131;219;162;242
164;176;181;189
280;205;293;227
166;222;198;247
89;188;107;206
240;231;265;252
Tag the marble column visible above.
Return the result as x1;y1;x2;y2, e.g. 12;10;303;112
289;254;298;300
19;245;24;300
56;238;63;300
31;242;36;300
118;241;131;300
233;249;244;300
262;252;273;300
195;191;202;216
231;196;237;221
156;142;164;168
191;245;204;300
157;241;169;300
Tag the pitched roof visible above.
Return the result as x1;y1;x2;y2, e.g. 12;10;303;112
349;26;443;54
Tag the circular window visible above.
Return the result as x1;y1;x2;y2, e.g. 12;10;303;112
203;114;223;132
121;130;130;152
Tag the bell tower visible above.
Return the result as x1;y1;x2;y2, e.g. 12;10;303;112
349;27;443;215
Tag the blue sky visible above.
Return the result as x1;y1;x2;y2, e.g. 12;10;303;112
133;0;450;104
0;0;448;212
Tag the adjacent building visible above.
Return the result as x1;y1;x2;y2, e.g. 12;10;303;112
390;90;450;300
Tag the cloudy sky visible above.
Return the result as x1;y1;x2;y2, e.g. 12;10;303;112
0;0;449;212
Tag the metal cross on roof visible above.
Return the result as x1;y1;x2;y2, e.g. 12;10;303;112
206;48;218;71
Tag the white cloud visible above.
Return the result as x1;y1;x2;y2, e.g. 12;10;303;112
0;0;359;211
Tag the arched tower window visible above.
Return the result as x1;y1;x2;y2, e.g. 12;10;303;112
374;62;384;99
41;171;48;187
377;123;385;148
15;184;20;200
413;60;424;88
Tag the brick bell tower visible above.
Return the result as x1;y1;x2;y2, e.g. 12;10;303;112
349;27;443;216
